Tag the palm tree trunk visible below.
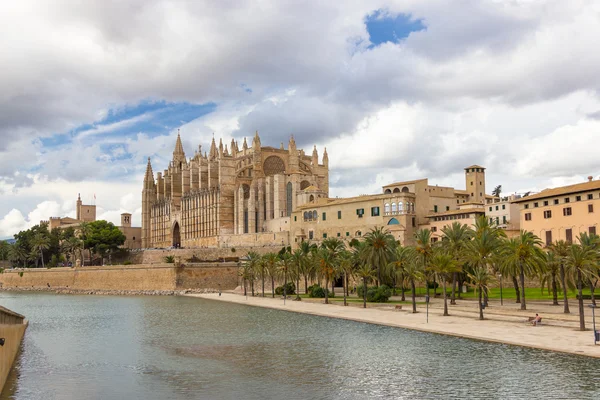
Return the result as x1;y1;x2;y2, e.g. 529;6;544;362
551;273;559;305
392;274;396;296
296;275;301;300
40;249;45;269
483;287;489;307
443;279;448;316
560;264;570;313
478;286;484;320
343;271;347;306
363;277;367;309
243;279;247;296
577;270;585;331
450;272;457;305
433;276;437;296
345;274;349;297
304;275;308;295
271;277;275;298
262;272;265;297
590;280;596;306
332;279;335;297
519;263;527;310
400;273;406;301
411;279;417;313
512;275;520;303
325;276;329;304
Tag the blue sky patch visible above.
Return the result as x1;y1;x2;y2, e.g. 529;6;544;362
365;10;426;48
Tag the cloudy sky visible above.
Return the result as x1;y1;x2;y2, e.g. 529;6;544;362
1;0;599;239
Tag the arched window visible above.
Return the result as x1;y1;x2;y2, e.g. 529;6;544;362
356;231;362;236
312;210;318;220
384;203;390;213
401;186;409;193
393;188;400;193
309;195;315;202
391;202;397;212
398;202;403;212
286;182;293;216
388;218;399;225
384;189;391;194
304;211;309;220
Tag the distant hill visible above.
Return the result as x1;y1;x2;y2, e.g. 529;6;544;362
2;239;16;244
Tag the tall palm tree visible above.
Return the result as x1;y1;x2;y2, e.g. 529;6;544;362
403;257;424;313
9;245;27;268
336;250;354;306
316;247;338;304
466;219;502;305
577;232;600;306
388;244;414;300
440;222;473;304
565;241;598;331
278;252;293;299
78;221;91;266
31;233;50;268
299;241;317;293
263;253;279;298
499;231;545;310
540;250;560;306
550;240;571;313
291;249;305;300
362;227;396;286
244;251;261;296
414;229;433;296
321;237;345;294
430;248;459;316
355;263;375;308
467;267;495;320
61;236;81;265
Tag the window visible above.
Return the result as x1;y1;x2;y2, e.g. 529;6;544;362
346;232;349;236
495;205;499;211
294;216;297;221
502;204;506;210
371;206;380;217
534;202;539;208
470;181;473;186
588;194;593;200
489;207;492;212
412;217;416;227
566;229;572;243
356;208;364;218
545;231;552;246
357;231;362;237
563;207;572;216
489;218;493;224
309;231;314;240
544;210;552;219
337;232;341;237
576;195;581;201
431;226;437;232
525;213;532;221
590;227;597;236
338;210;342;219
543;201;548;206
564;197;570;203
589;204;594;213
457;200;460;204
480;192;482;197
384;203;390;213
496;217;499;225
525;204;529;209
446;206;450;211
503;216;507;224
434;205;438;213
322;212;326;221
323;233;327;239
432;237;439;243
554;199;559;205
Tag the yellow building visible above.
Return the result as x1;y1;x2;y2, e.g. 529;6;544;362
427;202;486;242
513;177;600;245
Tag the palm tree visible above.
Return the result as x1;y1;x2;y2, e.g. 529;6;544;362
321;238;345;294
61;236;81;265
78;221;91;266
565;241;598;331
9;245;27;268
31;233;50;268
355;263;375;308
263;253;279;298
403;258;424;313
316;247;338;304
291;249;304;300
414;229;433;296
550;240;571;313
336;250;354;306
467;267;495;320
362;227;396;285
440;222;472;304
298;241;317;293
499;231;545;310
278;252;293;299
388;244;414;300
577;232;600;306
540;250;560;306
466;219;502;306
430;248;458;316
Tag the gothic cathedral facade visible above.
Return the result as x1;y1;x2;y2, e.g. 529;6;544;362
141;132;329;248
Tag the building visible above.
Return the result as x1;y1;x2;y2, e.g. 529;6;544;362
290;164;497;246
141;132;328;248
513;177;600;246
41;194;141;250
485;194;521;237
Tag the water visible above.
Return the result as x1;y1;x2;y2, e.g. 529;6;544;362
1;293;599;400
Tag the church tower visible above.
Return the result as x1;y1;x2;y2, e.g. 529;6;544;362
465;165;486;204
141;157;156;248
76;193;82;221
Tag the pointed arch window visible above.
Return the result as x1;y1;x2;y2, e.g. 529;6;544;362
384;203;390;213
391;202;397;213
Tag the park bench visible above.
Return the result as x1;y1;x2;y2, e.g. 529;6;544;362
528;316;543;325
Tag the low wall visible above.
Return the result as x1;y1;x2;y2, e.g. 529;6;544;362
0;263;240;292
0;306;27;393
130;246;284;265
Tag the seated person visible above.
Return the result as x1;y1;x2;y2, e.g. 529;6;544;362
531;313;542;326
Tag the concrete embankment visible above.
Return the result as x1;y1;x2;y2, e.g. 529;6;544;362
189;293;600;359
0;306;27;393
0;263;239;292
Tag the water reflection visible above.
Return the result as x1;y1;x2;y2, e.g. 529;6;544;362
1;292;599;400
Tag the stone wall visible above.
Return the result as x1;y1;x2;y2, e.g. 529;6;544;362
129;245;285;265
0;306;27;393
0;263;240;291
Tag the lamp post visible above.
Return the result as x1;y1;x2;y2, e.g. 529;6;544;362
589;304;598;345
425;295;430;323
499;274;503;306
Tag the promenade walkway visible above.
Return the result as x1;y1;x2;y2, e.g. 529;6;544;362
188;292;600;358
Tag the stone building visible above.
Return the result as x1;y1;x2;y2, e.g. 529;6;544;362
513;177;600;246
141;132;329;248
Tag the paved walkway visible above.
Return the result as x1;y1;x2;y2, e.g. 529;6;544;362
186;293;600;358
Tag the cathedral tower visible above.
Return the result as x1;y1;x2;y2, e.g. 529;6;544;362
141;157;156;248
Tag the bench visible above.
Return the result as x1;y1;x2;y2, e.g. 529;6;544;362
394;305;403;311
528;316;542;325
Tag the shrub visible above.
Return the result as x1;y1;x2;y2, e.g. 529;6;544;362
231;247;236;253
0;268;4;274
275;282;296;295
164;256;175;263
19;271;24;277
426;281;439;290
357;284;392;303
123;260;132;265
308;284;334;298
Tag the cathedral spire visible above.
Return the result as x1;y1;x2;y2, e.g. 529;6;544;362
209;136;217;159
312;145;318;166
323;147;329;166
242;137;248;150
252;130;261;148
143;157;155;188
173;129;186;163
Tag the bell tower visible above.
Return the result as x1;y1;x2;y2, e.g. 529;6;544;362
465;165;486;204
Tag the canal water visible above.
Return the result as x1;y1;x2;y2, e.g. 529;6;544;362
1;292;599;400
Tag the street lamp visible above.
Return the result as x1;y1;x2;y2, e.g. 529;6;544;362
498;274;503;306
425;295;430;323
589;304;598;345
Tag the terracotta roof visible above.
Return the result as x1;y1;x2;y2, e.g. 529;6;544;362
512;180;600;203
426;207;486;218
464;165;485;170
382;178;427;189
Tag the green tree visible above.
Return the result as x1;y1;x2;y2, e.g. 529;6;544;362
9;245;27;268
298;241;317;294
403;257;424;313
31;233;51;268
430;248;459;316
440;222;473;304
0;241;11;261
336;250;354;306
467;267;496;320
245;251;261;296
362;227;396;285
566;240;598;331
61;236;81;265
83;220;126;262
263;253;279;298
499;231;545;310
414;229;433;296
388;244;414;300
540;250;560;306
550;240;572;313
355;263;375;309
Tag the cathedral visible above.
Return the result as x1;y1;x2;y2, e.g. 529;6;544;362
141;131;329;248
